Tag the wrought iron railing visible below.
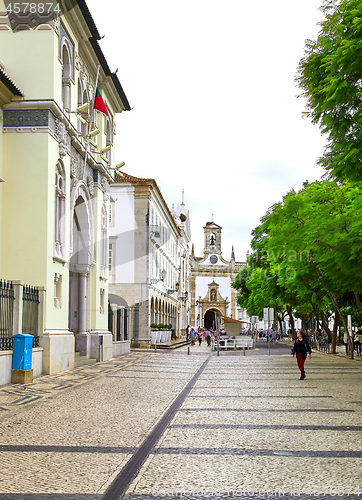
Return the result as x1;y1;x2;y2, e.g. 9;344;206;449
124;308;128;340
108;301;114;336
22;285;40;347
116;308;121;341
0;280;15;351
0;337;13;350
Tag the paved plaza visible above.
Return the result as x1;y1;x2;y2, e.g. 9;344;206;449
0;340;361;500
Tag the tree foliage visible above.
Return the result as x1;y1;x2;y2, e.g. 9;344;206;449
233;179;362;357
296;0;362;182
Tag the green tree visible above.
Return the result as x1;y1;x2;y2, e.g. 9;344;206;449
296;0;362;182
260;180;362;357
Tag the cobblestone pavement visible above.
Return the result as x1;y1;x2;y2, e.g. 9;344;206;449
0;341;361;500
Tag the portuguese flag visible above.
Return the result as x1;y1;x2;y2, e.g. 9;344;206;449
94;87;109;116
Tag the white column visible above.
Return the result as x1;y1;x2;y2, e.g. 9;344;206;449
12;280;24;336
74;272;90;357
78;272;88;334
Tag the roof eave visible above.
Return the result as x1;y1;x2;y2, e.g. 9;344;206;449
88;37;131;111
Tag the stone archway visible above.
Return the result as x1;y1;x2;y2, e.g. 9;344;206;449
204;308;222;330
68;182;94;357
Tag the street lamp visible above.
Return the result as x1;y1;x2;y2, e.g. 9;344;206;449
151;269;166;284
167;282;179;294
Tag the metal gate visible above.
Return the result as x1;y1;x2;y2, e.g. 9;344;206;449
22;285;40;347
0;280;15;351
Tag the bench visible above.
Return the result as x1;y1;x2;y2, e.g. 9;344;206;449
213;337;254;350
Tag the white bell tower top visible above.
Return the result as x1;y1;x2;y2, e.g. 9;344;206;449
203;221;222;255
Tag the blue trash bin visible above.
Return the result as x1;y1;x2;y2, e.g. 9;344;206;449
12;333;33;371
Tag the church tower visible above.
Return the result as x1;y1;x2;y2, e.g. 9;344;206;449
203;221;222;256
191;220;247;329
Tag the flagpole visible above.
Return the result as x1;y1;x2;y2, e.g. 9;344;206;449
82;65;100;181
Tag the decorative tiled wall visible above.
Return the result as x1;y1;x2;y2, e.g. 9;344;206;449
3;109;57;134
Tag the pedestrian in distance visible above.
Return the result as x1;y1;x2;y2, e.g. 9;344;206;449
197;330;203;346
291;329;311;380
271;329;277;344
190;328;195;345
186;325;190;342
355;329;362;356
206;329;211;346
344;331;349;355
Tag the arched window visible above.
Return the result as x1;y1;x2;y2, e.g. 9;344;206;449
55;161;66;259
101;204;107;277
61;41;72;112
105;116;113;166
77;79;83;133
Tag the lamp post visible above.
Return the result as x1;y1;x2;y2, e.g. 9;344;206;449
151;269;166;285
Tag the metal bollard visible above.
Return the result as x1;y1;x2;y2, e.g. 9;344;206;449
243;347;246;356
155;342;157;353
188;346;190;355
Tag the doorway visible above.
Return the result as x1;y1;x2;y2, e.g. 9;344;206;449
204;309;220;330
68;193;92;354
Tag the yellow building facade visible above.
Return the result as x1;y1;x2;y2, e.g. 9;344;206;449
0;1;130;375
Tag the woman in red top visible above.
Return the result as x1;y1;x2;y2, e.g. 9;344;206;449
291;330;312;379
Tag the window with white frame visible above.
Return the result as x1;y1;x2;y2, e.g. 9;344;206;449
81;87;90;137
105;115;113;166
109;242;114;273
77;79;90;135
109;201;115;227
61;40;72;112
55;161;66;259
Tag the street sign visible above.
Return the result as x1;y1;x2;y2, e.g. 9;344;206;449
263;308;274;324
269;308;274;323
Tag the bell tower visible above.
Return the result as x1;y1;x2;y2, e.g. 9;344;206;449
203;221;222;255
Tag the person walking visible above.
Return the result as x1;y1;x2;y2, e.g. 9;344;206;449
190;328;195;345
197;330;203;346
271;329;277;344
355;330;362;356
356;329;362;356
206;329;211;347
344;332;349;355
291;330;311;380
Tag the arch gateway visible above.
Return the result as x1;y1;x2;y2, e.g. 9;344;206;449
191;221;247;330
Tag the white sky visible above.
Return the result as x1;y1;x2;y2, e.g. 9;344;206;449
86;0;326;262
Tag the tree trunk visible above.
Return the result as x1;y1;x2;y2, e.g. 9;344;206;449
331;307;339;355
321;311;332;337
276;313;283;337
287;305;296;340
354;292;362;310
330;294;354;359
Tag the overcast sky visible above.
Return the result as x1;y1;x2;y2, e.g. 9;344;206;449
86;0;326;262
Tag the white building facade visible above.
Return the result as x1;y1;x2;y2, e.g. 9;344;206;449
109;172;191;347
